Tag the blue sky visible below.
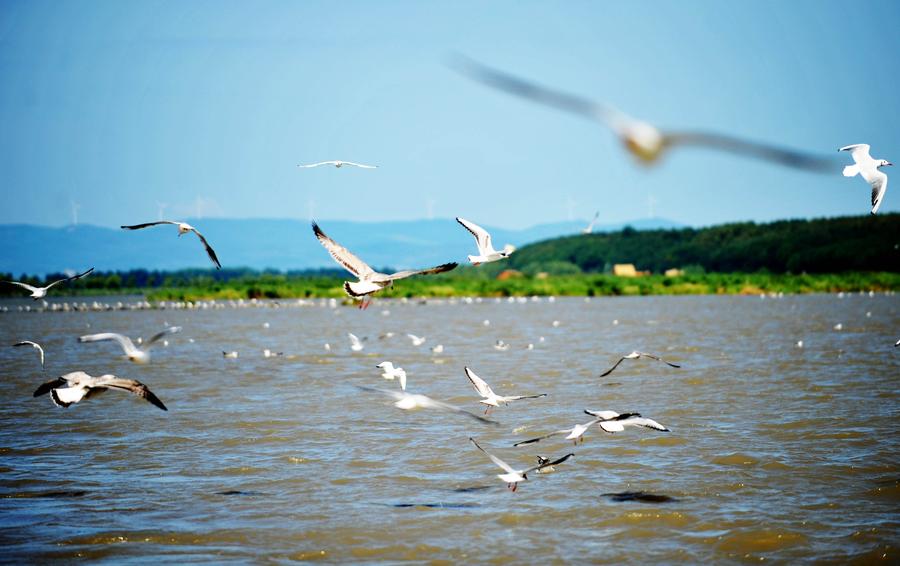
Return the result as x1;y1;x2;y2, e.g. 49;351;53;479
1;0;898;229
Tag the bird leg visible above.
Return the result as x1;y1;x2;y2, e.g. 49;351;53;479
512;483;517;492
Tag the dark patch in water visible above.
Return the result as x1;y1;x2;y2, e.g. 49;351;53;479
215;490;264;496
602;382;623;387
380;502;479;509
452;484;497;493
602;491;678;503
2;490;87;499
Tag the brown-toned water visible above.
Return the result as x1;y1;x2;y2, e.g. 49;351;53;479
0;294;897;562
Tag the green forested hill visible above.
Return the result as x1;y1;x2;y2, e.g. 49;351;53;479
507;214;900;274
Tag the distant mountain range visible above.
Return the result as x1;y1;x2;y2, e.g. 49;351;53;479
0;217;683;275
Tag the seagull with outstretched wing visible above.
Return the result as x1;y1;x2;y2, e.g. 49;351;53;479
2;268;94;300
78;326;181;364
297;160;377;169
121;221;221;269
600;351;681;377
470;437;573;491
839;144;891;214
34;371;167;410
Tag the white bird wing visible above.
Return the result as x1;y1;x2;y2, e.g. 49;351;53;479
13;341;45;368
407;334;423;343
189;228;222;269
297;161;337;168
505;393;547;401
839;144;872;165
45;267;95;290
456;217;494;255
584;409;621;420
523;452;575;474
387;262;458;281
342;161;378;169
637;352;681;368
469;437;517;474
348;333;363;349
78;332;139;356
464;366;495;398
311;222;374;279
145;326;181;350
870;172;887;215
419;396;498;424
629;417;669;431
120;221;180;230
4;281;39;293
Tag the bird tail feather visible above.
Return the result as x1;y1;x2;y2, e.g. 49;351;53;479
343;280;383;297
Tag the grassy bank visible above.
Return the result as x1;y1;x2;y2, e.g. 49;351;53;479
136;271;900;302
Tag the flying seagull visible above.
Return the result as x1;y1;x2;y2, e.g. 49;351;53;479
356;385;498;425
456;217;514;265
513;417;604;447
33;371;167;410
297;160;377;169
407;334;426;346
78;327;181;364
452;56;838;173
2;268;94;300
469;437;573;492
376;361;407;390
583;410;670;433
582;211;600;234
839;144;891;214
599;351;681;377
464;366;546;414
13;341;45;370
312;221;457;308
348;333;365;352
120;221;221;269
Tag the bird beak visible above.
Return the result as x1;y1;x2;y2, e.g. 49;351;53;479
887;162;894;166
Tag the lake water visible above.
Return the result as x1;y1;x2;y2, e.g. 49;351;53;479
0;294;897;563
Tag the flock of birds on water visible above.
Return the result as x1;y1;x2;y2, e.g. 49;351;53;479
2;58;897;491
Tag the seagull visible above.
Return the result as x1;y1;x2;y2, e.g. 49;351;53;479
312;222;457;309
431;344;444;355
348;333;365;352
2;268;94;300
356;385;498;425
223;350;239;359
582;211;599;234
407;334;426;346
599;351;681;377
464;366;546;414
839;144;892;214
376;361;407;391
297;160;377;169
493;340;510;351
456;217;514;265
263;349;284;358
78;327;181;364
583;410;670;433
33;371;167;410
534;455;566;474
469;437;573;492
13;341;45;370
453;56;838;173
513;417;604;447
120;221;221;269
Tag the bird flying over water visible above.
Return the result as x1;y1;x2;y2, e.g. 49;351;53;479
297;160;377;169
33;371;167;410
452;56;838;173
376;361;407;391
469;437;573;491
356;385;498;425
13;341;45;370
582;211;600;234
456;217;514;265
464;366;546;414
348;333;365;352
513;417;604;446
2;268;94;300
599;351;681;377
583;410;670;433
312;222;457;308
839;144;891;214
120;221;221;269
78;327;181;364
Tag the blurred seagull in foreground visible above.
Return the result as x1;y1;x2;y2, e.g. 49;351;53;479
2;268;94;300
583;410;670;433
599;351;681;377
356;385;498;425
297;160;377;169
13;341;45;370
453;56;839;173
464;366;547;414
34;371;167;410
513;417;604;447
469;437;573;492
582;211;600;234
312;222;457;309
78;327;181;364
121;221;221;269
456;217;514;265
376;361;407;391
839;144;891;214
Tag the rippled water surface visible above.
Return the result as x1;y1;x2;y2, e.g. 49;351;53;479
0;294;897;563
